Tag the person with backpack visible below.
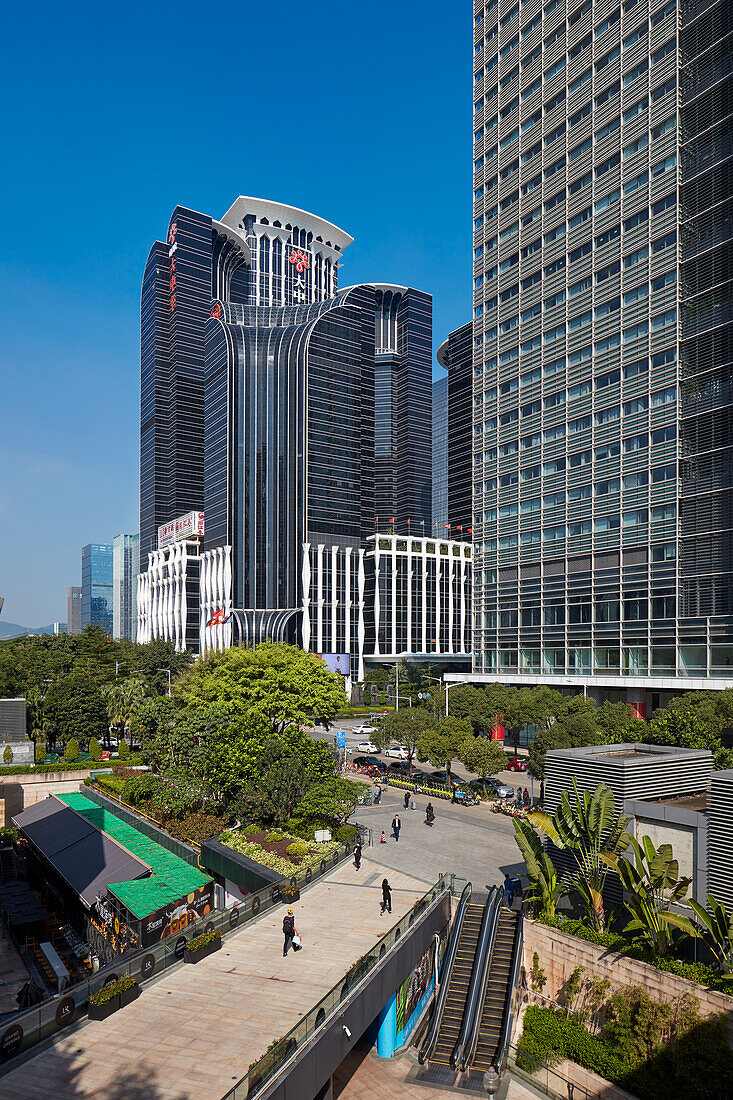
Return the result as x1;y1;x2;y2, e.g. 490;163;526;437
380;878;392;915
374;783;382;805
282;908;297;956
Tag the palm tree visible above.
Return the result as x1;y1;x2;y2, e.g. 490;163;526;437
530;780;631;933
513;817;564;919
103;678;150;748
612;835;695;955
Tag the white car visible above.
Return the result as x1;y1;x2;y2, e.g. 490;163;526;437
386;745;409;759
357;740;378;753
353;724;376;735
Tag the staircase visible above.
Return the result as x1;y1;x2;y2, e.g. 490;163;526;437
430;902;484;1066
471;907;519;1072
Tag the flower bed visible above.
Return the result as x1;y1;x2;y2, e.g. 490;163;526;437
184;929;222;963
88;974;139;1020
219;828;339;876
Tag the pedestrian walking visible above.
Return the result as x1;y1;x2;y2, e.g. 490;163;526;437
354;839;362;870
425;802;435;827
523;787;531;809
392;814;401;842
540;780;545;804
403;789;410;810
380;878;392;915
282;907;296;956
374;783;381;805
503;875;515;908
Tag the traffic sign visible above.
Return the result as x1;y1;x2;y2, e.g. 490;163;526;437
336;731;346;749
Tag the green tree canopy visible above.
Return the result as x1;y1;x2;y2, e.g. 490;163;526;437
44;673;107;749
457;733;507;792
174;643;347;737
374;707;435;772
417;717;472;781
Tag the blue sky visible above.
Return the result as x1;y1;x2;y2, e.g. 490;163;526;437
1;0;472;627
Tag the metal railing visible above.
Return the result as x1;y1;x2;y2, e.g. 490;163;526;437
220;875;451;1100
507;1041;594;1100
0;824;367;1073
498;909;524;1072
418;880;472;1065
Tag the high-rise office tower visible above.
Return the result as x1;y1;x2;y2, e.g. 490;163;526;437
138;198;433;657
432;375;449;528
373;287;433;527
113;533;139;641
470;0;731;704
81;544;113;633
438;322;474;533
66;586;82;636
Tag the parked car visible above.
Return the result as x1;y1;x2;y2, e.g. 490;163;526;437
386;761;411;776
353;723;376;735
506;756;528;772
468;776;514;799
357;741;378;753
386;745;409;759
352;755;386;771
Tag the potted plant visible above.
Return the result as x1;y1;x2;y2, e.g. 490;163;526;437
184;929;222;964
88;974;139;1020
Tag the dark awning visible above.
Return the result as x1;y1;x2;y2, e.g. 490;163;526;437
13;797;150;908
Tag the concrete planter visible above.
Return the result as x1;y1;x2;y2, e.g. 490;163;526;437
119;984;140;1008
88;995;120;1021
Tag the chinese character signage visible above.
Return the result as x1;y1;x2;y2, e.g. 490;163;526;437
157;511;205;549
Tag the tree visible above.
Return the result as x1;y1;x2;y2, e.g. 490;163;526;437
103;678;151;747
530;780;632;933
2;746;11;765
294;776;361;830
458;733;507;792
595;701;647;743
645;710;733;769
373;707;435;773
449;683;508;735
174;643;347;737
417;717;471;782
527;711;602;780
44;673;107;750
89;737;102;761
613;835;695;956
65;738;80;763
688;894;733;972
513;817;564;919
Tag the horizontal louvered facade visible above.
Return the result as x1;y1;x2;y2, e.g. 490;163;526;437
707;769;733;910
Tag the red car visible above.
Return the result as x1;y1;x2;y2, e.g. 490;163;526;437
506;756;529;772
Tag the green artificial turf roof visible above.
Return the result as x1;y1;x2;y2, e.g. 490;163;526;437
56;792;211;919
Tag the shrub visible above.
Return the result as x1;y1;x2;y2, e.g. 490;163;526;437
64;739;80;763
243;823;260;836
286;841;310;858
95;774;128;797
2;747;12;765
117;738;130;758
89;973;137;1007
283;817;315;840
335;823;359;843
89;737;102;761
187;929;221;952
34;741;46;763
517;1006;627;1080
265;831;284;842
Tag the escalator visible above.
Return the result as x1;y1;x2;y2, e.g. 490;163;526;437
429;901;485;1065
470;907;520;1072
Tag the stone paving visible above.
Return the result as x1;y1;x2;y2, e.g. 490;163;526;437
0;863;429;1100
358;785;526;891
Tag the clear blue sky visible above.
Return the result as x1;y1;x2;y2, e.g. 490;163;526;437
1;0;472;627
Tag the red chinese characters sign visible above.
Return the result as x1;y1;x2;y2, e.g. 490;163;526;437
168;223;178;312
288;248;311;303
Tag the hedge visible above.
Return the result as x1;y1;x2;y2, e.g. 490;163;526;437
517;1006;627;1081
0;757;143;776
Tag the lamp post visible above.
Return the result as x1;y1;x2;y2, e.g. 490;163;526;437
483;1066;501;1097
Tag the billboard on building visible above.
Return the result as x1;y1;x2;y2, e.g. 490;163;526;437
157;511;205;549
318;653;350;675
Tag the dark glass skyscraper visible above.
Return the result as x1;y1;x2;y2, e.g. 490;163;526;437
432;376;449;528
438;321;474;533
139;197;433;650
81;544;113;632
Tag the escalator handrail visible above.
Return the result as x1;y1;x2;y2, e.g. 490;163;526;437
417;880;472;1064
451;885;502;1070
497;909;524;1071
461;885;506;1070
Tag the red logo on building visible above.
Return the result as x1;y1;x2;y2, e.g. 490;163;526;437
210;303;223;320
289;249;310;273
167;222;178;245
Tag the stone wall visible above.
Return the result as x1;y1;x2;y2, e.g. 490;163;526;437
0;772;89;827
523;919;733;1041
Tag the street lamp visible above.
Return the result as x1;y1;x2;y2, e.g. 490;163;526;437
483;1067;501;1097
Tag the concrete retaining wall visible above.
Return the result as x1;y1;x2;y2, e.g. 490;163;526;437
523;920;733;1040
0;771;90;827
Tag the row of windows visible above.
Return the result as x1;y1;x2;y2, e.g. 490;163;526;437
474;0;673;32
475;348;676;395
481;466;676;518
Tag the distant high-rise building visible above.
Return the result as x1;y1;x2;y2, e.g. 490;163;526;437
81;544;113;633
373;286;433;528
469;0;733;704
66;586;82;636
438;322;473;534
432;375;448;529
113;534;139;641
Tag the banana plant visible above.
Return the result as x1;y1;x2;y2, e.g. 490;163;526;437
530;780;632;933
512;816;565;919
688;894;733;973
613;835;696;956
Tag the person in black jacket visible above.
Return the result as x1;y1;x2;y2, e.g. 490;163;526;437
404;789;410;810
392;814;401;842
354;839;362;870
282;908;296;956
380;878;392;915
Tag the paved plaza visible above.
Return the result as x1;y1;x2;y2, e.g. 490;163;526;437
0;863;428;1100
357;784;526;891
